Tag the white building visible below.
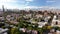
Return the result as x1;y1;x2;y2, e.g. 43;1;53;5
56;30;60;34
51;15;60;27
19;28;26;32
38;22;47;28
0;28;8;34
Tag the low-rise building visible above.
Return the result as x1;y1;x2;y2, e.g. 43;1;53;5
38;22;47;28
51;15;60;27
0;28;8;34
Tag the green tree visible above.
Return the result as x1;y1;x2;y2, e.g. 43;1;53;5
11;27;20;34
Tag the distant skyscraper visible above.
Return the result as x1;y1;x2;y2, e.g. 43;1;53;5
2;5;4;12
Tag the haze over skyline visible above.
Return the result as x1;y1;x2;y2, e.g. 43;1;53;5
0;0;60;9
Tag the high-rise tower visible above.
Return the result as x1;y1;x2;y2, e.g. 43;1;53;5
2;5;4;12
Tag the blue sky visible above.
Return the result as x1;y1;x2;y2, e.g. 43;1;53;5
0;0;60;9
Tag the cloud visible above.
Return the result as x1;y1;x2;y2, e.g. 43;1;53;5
0;0;26;9
25;0;34;6
0;0;59;9
0;0;35;9
0;0;18;5
25;0;34;2
46;0;56;3
0;0;17;3
24;6;57;9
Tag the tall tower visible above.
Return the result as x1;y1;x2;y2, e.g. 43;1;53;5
2;5;4;12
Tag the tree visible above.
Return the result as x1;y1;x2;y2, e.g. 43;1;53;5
11;27;20;34
37;28;43;34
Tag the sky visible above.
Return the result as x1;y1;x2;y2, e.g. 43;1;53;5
0;0;60;9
